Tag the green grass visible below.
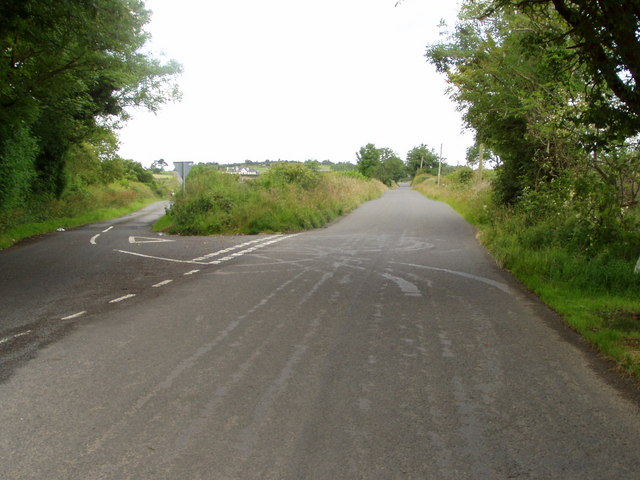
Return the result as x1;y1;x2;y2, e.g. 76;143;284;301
413;173;640;379
0;182;161;249
154;165;386;235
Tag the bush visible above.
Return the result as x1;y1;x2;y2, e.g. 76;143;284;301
259;162;320;190
447;166;475;186
334;170;370;181
159;164;386;235
0;127;38;211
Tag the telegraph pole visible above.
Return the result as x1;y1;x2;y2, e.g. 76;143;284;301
437;143;443;186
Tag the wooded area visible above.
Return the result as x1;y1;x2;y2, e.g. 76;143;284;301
0;0;180;217
426;0;639;254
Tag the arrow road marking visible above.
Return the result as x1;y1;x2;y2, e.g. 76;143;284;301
115;250;207;264
128;236;175;244
90;225;115;245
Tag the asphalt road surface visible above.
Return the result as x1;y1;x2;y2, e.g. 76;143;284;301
1;185;639;479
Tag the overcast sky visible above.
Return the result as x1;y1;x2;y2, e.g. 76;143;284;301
117;0;472;167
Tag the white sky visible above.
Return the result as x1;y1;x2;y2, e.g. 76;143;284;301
117;0;473;167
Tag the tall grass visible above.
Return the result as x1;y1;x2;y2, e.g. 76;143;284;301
156;164;386;235
413;173;640;378
0;181;161;249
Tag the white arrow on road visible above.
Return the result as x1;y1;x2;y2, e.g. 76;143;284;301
128;236;175;244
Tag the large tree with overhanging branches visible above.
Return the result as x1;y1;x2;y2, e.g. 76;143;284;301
0;0;181;208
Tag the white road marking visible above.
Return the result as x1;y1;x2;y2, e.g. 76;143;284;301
205;234;299;265
152;280;173;288
115;250;207;265
13;330;32;338
184;270;200;275
381;273;422;297
190;237;277;262
61;311;87;320
116;234;299;266
109;294;137;304
90;226;114;245
0;330;33;345
391;262;513;295
128;236;175;244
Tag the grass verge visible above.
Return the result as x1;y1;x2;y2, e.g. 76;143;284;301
0;182;161;249
413;174;640;379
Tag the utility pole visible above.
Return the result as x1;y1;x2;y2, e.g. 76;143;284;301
437;143;443;186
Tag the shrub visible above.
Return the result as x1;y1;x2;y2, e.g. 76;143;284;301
447;166;475;186
159;164;386;235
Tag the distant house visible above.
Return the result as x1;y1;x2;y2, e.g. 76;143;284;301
226;166;259;176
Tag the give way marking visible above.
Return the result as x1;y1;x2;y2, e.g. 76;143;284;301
128;236;175;244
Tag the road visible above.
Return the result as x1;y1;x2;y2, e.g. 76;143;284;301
0;185;639;479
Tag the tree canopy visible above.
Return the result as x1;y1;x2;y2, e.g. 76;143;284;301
0;0;181;209
426;0;640;241
496;0;640;139
356;143;406;185
406;144;439;176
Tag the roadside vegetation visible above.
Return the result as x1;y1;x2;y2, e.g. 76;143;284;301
414;169;640;378
0;138;178;249
156;163;385;235
417;1;640;378
0;1;180;248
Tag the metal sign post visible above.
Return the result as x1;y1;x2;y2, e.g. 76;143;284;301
173;162;194;194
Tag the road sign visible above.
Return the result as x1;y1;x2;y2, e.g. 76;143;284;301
174;161;194;194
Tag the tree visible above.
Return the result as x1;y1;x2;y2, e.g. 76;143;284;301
406;144;439;176
151;158;168;173
427;0;640;240
356;143;404;185
376;155;406;185
426;2;585;203
0;0;181;207
304;159;321;171
356;143;381;178
492;0;640;141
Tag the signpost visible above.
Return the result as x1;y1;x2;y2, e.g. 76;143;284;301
173;161;194;194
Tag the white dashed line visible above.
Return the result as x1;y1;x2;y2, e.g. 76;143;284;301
109;294;137;304
0;330;33;345
102;226;114;233
152;280;173;288
13;330;32;338
61;311;87;320
184;270;200;275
